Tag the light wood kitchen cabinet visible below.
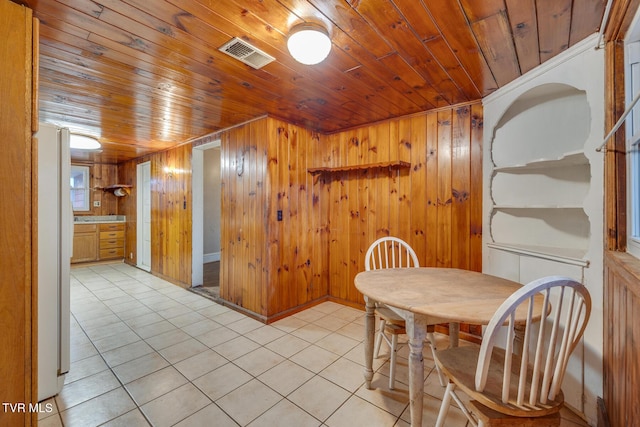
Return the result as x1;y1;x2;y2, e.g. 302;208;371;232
99;223;125;260
72;223;98;263
71;222;125;263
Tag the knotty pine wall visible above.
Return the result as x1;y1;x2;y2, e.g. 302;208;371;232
118;144;193;286
319;104;483;307
117;103;482;321
72;162;119;216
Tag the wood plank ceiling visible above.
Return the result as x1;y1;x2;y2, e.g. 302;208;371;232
18;0;606;163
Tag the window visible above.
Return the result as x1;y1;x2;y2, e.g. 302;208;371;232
626;20;640;258
70;165;90;211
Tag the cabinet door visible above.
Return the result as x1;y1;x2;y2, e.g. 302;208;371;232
72;233;98;263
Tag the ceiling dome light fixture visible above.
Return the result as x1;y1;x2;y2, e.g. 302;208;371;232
287;22;331;65
69;134;101;150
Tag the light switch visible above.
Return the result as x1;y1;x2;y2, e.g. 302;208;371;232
93;200;101;207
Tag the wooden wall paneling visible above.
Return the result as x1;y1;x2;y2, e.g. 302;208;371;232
603;252;640;427
388;120;403;240
0;2;36;424
252;119;267;314
117;159;137;264
219;131;231;304
374;123;391;241
392;118;418;240
451;106;471;270
425;112;440;267
276;122;292;313
408;115;427;262
347;130;362;303
229;124;244;308
357;126;372;280
436;110;453;267
469;104;484;272
243;122;256;313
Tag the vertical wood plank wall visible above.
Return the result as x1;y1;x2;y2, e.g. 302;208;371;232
0;1;36;424
320;105;483;307
72;163;119;216
603;252;640;427
118;103;482;321
118;144;192;286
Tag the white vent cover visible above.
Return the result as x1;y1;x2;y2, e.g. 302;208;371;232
219;37;275;69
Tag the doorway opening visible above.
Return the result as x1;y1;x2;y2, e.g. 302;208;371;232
192;140;221;298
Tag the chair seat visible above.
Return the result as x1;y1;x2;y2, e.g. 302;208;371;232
437;345;564;417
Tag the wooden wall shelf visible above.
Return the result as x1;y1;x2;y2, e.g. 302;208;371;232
95;184;132;196
307;160;410;175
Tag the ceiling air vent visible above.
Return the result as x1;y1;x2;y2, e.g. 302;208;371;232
219;37;275;69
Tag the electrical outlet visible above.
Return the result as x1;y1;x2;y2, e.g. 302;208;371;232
93;200;101;207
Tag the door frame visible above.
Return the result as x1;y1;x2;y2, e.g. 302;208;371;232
136;161;151;271
192;140;221;287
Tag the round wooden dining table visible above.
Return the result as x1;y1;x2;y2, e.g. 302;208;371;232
355;267;543;427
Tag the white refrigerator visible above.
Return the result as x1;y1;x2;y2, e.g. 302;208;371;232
36;123;71;401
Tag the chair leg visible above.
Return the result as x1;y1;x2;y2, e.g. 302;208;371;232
374;318;386;358
388;333;398;389
435;382;456;427
427;332;446;387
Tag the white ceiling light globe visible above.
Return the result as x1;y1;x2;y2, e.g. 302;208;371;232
287;24;331;65
70;134;101;150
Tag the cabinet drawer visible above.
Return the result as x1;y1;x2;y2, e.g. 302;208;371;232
100;238;124;249
99;247;124;259
100;223;124;232
74;223;97;233
100;230;125;240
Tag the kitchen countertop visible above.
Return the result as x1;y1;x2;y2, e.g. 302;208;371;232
74;215;126;223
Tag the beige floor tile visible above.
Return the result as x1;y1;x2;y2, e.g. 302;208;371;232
400;393;469;427
226;316;265;334
125;366;188;406
56;370;121;411
180;318;223;337
166;311;207;328
158;337;208;364
216;379;282;426
173;403;237;427
195;326;239;347
213;335;261;360
291;323;333;343
319;358;366;392
140;383;211;427
243;324;287;345
248;399;320;427
335;321;366;341
37;414;63;427
292;307;329;323
69;339;99;363
92;330;141;353
193;363;252;401
288;375;351;421
233;347;285;376
132;319;178;339
355;375;410;417
64;354;108;384
145;328;192;351
157;304;192;319
325;395;398;427
265;334;311;358
289;344;340;373
84;321;131;342
60;387;136;427
271;315;308;332
258;360;315;396
315;333;360;356
101;340;155;368
112;352;169;384
173;349;229;381
101;409;150;426
211;309;248;325
196;303;230;319
313;314;351;332
124;312;165;329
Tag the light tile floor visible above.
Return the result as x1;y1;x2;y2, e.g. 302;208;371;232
38;263;591;426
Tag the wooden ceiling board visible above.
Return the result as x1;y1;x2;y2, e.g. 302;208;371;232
16;0;606;163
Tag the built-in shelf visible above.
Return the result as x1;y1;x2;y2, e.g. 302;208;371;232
493;150;587;172
94;185;132;197
307;160;411;175
487;242;589;267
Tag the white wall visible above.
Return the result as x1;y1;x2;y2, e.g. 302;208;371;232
203;147;221;261
482;33;604;425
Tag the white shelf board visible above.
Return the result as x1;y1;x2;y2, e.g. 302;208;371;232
487;242;589;267
493;150;587;172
